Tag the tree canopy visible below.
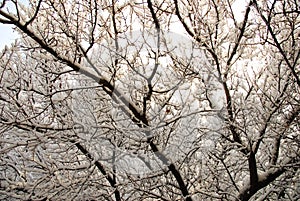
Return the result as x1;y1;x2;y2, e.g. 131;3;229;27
0;0;299;200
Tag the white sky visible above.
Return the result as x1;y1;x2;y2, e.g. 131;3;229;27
0;24;19;49
0;0;29;50
0;0;247;50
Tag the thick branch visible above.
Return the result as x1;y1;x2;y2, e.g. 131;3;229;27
71;140;121;201
147;139;192;201
147;0;160;30
238;165;286;201
248;151;258;187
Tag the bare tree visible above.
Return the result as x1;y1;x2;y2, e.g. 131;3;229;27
0;0;299;200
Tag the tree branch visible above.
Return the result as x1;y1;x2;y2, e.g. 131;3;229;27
226;2;252;66
253;0;300;87
0;8;192;200
238;159;295;201
71;140;121;201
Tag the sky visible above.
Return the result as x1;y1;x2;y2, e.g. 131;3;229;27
0;0;29;50
0;0;247;50
0;24;19;49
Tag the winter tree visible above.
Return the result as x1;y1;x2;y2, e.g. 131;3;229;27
0;0;299;200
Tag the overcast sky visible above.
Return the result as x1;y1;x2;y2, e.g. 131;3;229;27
0;0;247;50
0;0;26;50
0;24;19;49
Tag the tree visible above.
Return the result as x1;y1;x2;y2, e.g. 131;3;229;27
0;0;299;200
